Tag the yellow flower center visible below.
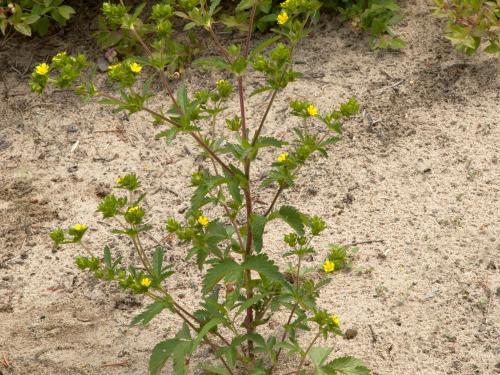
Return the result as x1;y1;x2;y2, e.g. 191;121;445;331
129;62;142;74
277;11;289;25
72;223;88;232
128;206;140;214
330;315;340;326
323;260;335;273
198;215;209;226
140;277;152;287
277;152;289;162
35;63;50;76
306;104;318;116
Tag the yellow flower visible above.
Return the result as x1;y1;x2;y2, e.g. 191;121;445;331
108;63;121;72
197;215;209;226
280;0;291;8
277;11;289;25
323;259;335;273
140;277;152;287
306;104;318;116
72;223;88;232
128;206;140;214
129;62;142;74
35;63;50;76
330;315;340;326
277;152;289;162
52;52;67;63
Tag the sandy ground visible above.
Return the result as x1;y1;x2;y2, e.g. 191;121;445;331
0;0;499;374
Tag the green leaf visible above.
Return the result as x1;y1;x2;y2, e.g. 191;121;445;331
250;35;281;60
50;228;65;245
323;356;370;375
14;23;32;36
176;85;188;113
204;365;230;375
57;5;75;20
131;298;174;326
193;57;229;71
242;254;285;283
235;292;269;317
224;170;243;206
1;19;8;35
387;37;406;49
103;245;112;268
32;16;50;36
155;128;178;144
309;347;333;368
151;247;164;280
255;136;288;149
209;0;221;16
278;206;305;236
230;56;247;75
150;339;178;375
149;323;193;375
24;14;41;25
202;259;241;294
192;317;223;349
132;2;146;18
250;214;267;252
206;220;229;248
236;0;254;12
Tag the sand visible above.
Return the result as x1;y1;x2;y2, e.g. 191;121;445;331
0;0;498;374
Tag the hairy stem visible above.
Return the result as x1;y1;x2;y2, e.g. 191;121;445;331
295;330;321;374
128;28;181;112
251;90;278;147
244;3;258;57
207;26;232;63
269;255;304;373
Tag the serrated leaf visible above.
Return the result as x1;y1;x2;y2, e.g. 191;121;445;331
103;245;112;268
131;298;174;326
224;170;243;206
202;259;241;294
155;128;178;144
57;5;75;20
278;206;305;236
149;323;193;375
250;35;281;59
176;85;188;113
309;347;333;368
208;0;221;16
236;0;254;12
242;254;284;283
235;292;269;317
193;57;229;70
149;339;178;375
250;214;267;252
206;220;229;247
255;136;288;149
323;356;370;375
192;317;223;349
151;247;164;280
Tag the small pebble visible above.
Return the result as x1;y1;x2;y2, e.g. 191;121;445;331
97;56;109;72
344;328;358;340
